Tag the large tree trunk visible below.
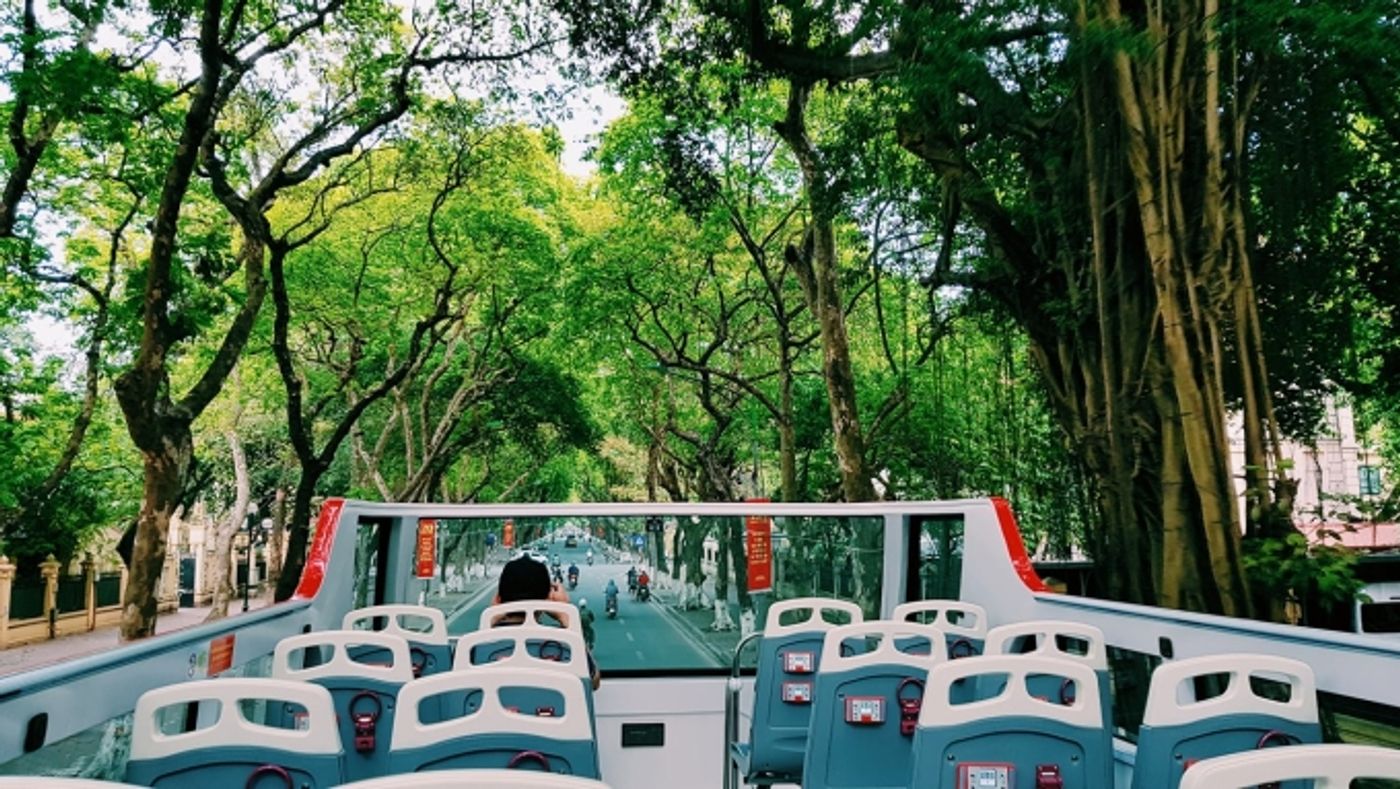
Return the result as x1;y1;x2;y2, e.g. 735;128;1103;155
206;431;249;621
777;353;799;501
775;81;878;505
120;429;192;639
264;487;286;600
1104;0;1257;617
275;474;321;601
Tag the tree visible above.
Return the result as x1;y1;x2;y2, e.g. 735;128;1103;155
114;0;559;636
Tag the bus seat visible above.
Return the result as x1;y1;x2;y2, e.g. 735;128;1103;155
344;605;452;678
335;768;613;787
388;667;599;778
125;678;343;788
731;597;864;787
272;631;414;782
1177;743;1400;788
984;621;1112;727
891;600;988;658
910;655;1113;788
0;782;145;787
1131;653;1321;789
801;621;946;789
480;601;586;638
452;626;596;733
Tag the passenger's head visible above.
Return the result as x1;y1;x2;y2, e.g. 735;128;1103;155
496;556;551;604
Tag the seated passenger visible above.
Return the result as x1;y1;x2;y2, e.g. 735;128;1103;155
492;555;601;689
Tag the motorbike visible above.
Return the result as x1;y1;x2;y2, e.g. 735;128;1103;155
637;584;650;602
568;571;578;590
605;595;618;619
587;555;594;566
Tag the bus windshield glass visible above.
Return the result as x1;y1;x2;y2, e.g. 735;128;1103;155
404;515;885;671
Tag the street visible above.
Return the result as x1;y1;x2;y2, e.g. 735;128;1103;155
446;540;725;670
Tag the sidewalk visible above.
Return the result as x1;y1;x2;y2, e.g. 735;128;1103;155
0;600;268;678
649;582;748;667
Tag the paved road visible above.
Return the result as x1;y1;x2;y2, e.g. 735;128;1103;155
446;541;724;670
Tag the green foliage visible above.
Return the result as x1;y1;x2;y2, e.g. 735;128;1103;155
1244;532;1364;616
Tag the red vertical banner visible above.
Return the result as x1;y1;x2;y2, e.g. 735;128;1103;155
416;519;437;579
503;518;515;549
746;506;773;593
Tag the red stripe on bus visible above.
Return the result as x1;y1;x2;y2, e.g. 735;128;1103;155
991;496;1051;593
294;498;346;599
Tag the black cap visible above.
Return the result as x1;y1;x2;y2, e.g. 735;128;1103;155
498;555;551;603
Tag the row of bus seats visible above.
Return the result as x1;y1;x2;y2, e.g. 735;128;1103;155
730;597;1400;788
0;771;612;788
31;602;606;789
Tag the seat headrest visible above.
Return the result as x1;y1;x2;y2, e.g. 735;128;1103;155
984;620;1107;670
919;655;1104;730
479;601;584;637
452;625;590;679
331;768;613;788
271;630;414;683
762;597;864;635
891;600;988;640
343;605;449;646
1141;653;1317;727
392;667;592;749
819;620;948;671
1177;744;1400;789
130;678;341;761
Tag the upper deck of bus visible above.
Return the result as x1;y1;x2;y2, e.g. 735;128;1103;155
0;497;1397;788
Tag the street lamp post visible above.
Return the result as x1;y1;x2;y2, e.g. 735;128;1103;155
242;502;260;613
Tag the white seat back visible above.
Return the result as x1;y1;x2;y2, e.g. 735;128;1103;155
819;621;948;670
984;620;1108;670
479;601;584;636
1142;653;1317;728
763;597;864;635
130;678;341;761
453;625;590;679
343;605;449;646
0;781;147;787
272;630;414;683
1178;744;1400;788
891;600;988;642
392;667;593;748
919;655;1103;729
335;769;612;787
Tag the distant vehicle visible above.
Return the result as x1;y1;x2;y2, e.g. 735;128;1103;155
1356;581;1400;638
516;549;548;564
565;535;578;547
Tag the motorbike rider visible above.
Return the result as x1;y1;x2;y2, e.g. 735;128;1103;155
586;548;594;565
568;562;580;583
637;569;651;600
605;578;619;607
627;566;638;595
578;598;596;649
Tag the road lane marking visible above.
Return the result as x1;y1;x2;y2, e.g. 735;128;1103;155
626;632;635;642
635;650;645;660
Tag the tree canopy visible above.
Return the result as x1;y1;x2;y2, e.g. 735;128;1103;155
1;0;1396;634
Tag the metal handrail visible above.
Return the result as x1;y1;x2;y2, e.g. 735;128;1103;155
723;632;764;789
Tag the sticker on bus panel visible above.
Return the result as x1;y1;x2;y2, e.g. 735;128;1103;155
783;651;815;674
958;764;1012;789
844;696;885;724
781;682;812;704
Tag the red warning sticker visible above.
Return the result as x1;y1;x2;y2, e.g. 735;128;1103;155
207;634;235;676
